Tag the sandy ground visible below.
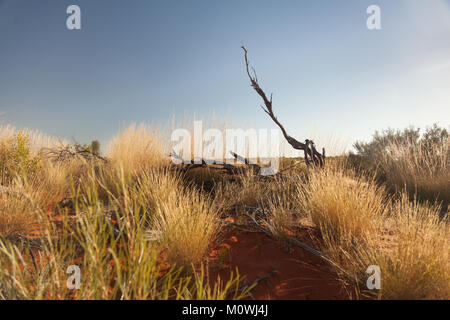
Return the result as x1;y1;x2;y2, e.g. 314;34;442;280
208;228;350;300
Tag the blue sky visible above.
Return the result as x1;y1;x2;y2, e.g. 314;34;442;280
0;0;449;150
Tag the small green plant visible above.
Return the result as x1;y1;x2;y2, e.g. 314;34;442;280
0;130;42;183
90;140;101;156
235;214;246;226
216;245;230;270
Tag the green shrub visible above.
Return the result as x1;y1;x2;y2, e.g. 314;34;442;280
349;124;449;206
90;140;101;156
0;130;42;183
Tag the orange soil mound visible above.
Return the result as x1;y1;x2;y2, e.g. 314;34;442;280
208;229;350;300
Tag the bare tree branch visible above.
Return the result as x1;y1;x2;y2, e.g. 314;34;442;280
242;46;306;150
241;46;325;167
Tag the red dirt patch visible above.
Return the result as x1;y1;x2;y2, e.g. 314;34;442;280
208;229;349;300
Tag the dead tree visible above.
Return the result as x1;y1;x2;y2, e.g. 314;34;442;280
170;150;262;175
43;143;107;163
241;46;325;167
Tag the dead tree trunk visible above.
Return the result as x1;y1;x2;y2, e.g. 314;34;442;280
241;46;325;167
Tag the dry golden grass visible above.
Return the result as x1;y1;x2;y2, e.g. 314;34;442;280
376;138;449;206
135;169;220;267
106;123;169;175
302;164;387;245
0;126;62;236
372;197;450;299
154;191;220;267
0;187;36;236
0;121;448;300
259;175;306;239
0;125;66;154
293;162;449;299
0;124;237;299
169;115;232;163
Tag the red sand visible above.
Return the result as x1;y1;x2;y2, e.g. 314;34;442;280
208;229;350;300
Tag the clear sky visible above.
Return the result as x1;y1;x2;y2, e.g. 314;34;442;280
0;0;449;151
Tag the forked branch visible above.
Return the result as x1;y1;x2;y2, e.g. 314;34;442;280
241;46;325;167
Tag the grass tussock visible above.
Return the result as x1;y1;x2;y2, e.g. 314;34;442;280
351;124;449;207
379;139;449;206
136;170;220;267
374;197;449;299
302;164;387;245
106;123;169;174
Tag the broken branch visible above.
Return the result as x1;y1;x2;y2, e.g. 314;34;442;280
241;46;325;167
